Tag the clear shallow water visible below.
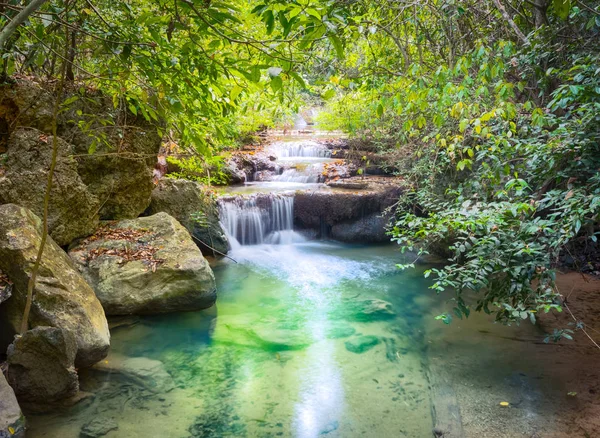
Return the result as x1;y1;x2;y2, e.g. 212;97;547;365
26;241;580;438
28;242;437;437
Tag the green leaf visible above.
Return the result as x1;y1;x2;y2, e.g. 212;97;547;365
328;33;344;59
553;0;571;20
376;103;384;117
290;71;307;89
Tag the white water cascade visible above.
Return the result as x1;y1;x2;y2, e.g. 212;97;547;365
219;194;305;248
271;140;331;158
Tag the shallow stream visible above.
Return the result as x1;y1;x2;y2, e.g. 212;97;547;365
27;139;581;437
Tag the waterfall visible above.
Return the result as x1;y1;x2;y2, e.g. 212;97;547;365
219;194;305;247
272;169;321;184
271;141;331;158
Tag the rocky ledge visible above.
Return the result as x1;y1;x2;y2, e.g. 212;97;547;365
294;177;404;242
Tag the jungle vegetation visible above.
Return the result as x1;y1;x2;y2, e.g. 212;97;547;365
1;0;600;334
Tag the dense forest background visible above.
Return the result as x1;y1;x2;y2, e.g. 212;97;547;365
1;0;599;335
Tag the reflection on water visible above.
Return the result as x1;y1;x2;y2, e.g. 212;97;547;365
26;242;575;438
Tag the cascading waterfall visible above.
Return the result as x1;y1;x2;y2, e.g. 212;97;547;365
272;169;321;184
271;140;331;158
219;194;305;248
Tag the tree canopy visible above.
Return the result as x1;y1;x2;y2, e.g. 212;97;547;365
2;0;600;333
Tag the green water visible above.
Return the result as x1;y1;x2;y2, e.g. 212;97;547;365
27;241;572;437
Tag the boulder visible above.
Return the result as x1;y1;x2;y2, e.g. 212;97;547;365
68;213;217;315
0;79;161;222
0;372;25;438
147;178;229;256
0;204;110;368
0;128;100;245
6;327;79;410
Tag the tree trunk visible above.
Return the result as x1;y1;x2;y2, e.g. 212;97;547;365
532;0;549;27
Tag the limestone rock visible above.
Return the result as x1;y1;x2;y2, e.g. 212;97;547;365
69;213;217;315
7;327;79;410
0;128;100;245
148;178;228;256
345;335;380;353
0;372;25;438
0;204;110;367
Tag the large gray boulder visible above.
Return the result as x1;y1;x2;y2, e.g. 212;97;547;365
330;212;391;243
7;327;79;411
69;213;217;315
0;79;162;224
0;372;25;438
0;204;110;368
0;128;101;246
148;178;229;256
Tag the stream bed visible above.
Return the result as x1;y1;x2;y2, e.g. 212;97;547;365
26;139;584;437
26;241;577;438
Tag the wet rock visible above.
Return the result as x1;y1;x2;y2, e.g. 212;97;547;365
326;322;356;339
80;418;119;438
320;420;339;435
0;128;100;245
345;335;380;353
0;372;25;438
331;213;391;243
69;213;216;315
93;354;174;393
7;327;79;411
294;183;402;242
0;204;110;368
147;178;228;256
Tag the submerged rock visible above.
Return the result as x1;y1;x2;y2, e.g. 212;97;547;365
212;314;312;350
0;372;25;438
0;204;110;368
93;354;174;393
349;299;396;322
0;128;100;245
7;327;79;411
345;335;380;353
69;213;217;315
80;419;119;438
147;178;229;256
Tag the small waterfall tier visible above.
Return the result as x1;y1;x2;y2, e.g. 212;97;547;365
272;169;321;184
219;194;305;247
270;140;331;158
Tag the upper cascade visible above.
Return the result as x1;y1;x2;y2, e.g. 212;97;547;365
270;140;331;158
218;194;305;248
